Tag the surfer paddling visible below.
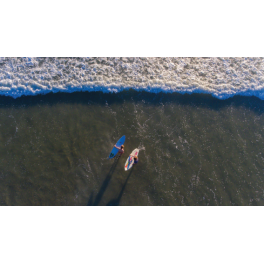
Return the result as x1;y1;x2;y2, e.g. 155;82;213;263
124;149;139;171
114;144;124;157
130;154;138;164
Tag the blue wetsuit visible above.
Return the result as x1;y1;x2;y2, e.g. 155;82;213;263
134;159;138;164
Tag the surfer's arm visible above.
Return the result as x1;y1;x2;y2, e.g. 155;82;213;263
114;145;120;150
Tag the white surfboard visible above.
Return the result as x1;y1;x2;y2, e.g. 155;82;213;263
124;148;139;171
108;135;126;159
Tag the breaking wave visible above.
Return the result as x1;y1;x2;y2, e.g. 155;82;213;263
0;57;264;99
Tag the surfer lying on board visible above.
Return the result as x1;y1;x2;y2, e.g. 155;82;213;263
130;155;138;164
114;144;124;157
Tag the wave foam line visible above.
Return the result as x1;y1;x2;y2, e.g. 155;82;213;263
0;57;264;99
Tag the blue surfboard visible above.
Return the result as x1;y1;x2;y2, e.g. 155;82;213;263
108;135;126;159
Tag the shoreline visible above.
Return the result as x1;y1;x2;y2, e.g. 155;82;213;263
0;90;264;115
1;86;264;101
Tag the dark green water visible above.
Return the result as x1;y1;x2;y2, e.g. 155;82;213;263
0;90;264;205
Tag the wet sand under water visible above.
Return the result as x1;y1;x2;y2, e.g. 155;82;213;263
0;90;264;205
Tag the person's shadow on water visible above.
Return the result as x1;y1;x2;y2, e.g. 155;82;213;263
87;157;120;206
107;167;134;206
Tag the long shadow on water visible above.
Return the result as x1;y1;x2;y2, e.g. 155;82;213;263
88;157;120;206
107;167;134;206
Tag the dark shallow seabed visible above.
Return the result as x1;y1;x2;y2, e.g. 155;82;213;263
0;90;264;205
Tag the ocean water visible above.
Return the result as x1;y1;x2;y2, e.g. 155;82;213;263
0;58;264;206
0;90;264;205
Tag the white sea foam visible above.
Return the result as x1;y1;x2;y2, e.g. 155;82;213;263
0;57;264;99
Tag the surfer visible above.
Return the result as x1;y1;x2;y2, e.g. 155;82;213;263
114;144;124;157
130;155;138;164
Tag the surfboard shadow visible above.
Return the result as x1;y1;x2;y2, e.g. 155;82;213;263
87;191;94;206
107;167;134;206
89;157;120;206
